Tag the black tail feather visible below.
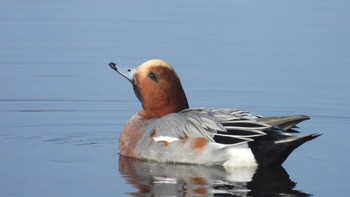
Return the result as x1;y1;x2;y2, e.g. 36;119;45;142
249;133;321;166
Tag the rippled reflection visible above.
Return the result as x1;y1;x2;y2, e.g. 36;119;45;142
118;156;310;196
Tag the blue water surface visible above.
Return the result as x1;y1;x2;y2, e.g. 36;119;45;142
1;0;350;196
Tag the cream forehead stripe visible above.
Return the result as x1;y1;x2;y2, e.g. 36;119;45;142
137;59;174;71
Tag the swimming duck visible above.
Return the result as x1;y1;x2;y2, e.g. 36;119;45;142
109;59;320;166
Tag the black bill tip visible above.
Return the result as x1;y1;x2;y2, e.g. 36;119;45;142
109;62;116;67
109;62;118;72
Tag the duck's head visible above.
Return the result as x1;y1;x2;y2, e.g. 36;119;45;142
109;59;189;118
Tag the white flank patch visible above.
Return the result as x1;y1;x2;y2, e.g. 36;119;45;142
153;136;179;143
221;143;258;167
222;166;257;182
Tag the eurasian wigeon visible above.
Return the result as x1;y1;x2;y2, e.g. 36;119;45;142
109;59;320;166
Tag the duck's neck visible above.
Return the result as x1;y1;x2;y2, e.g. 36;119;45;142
138;83;189;119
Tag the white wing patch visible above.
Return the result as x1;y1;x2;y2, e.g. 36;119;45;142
153;136;179;143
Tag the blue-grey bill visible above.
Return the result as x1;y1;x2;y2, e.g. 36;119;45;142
109;62;135;83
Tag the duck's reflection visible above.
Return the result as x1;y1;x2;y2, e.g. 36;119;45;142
118;155;310;196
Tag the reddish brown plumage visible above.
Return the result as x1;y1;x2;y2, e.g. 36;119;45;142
134;60;189;119
191;137;209;151
118;114;147;158
192;187;208;195
190;177;207;185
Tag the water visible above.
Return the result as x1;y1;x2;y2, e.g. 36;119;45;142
1;0;350;196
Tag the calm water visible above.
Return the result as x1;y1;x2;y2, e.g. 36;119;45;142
1;0;350;196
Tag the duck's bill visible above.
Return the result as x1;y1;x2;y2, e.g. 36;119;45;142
109;62;135;83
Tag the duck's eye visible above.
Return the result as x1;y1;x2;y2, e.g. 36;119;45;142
148;72;157;81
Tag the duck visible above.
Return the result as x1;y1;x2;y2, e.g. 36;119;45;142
108;59;320;167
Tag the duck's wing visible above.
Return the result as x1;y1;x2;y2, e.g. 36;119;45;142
206;108;321;166
204;108;269;144
256;115;310;132
207;108;310;131
150;108;272;143
146;109;225;142
205;108;312;140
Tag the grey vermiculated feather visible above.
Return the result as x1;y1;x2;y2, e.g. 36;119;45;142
208;108;261;121
148;110;221;140
145;108;262;145
201;116;226;132
256;115;310;131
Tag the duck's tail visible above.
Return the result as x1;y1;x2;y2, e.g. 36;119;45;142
249;133;321;166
